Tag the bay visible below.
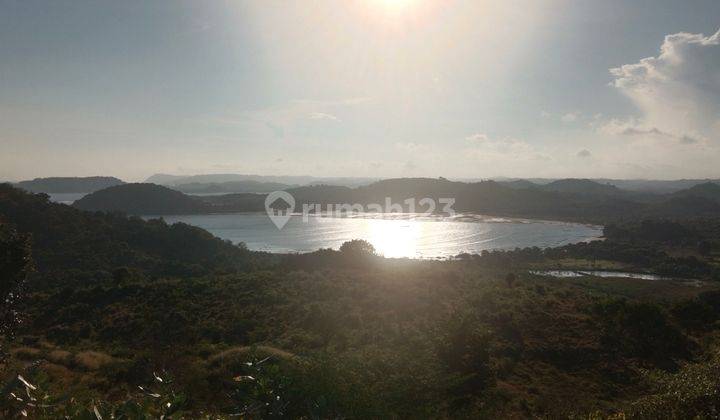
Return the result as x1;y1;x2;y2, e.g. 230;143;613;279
147;212;603;259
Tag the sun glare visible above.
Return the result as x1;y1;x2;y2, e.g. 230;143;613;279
374;0;415;12
368;219;420;258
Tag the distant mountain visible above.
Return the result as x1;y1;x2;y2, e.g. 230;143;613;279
498;179;539;190
541;179;621;195
671;182;720;203
144;174;187;185
490;177;720;194
595;179;720;194
173;180;295;194
74;183;209;215
15;176;124;193
287;178;606;221
145;173;378;188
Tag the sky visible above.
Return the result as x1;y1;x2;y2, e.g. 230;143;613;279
1;0;719;182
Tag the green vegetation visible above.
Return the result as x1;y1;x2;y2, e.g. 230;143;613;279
73;183;210;215
3;184;720;418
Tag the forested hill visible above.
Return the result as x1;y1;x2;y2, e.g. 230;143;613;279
540;178;622;195
66;177;720;223
14;176;124;193
0;184;267;282
281;178;720;222
672;182;720;202
74;183;211;215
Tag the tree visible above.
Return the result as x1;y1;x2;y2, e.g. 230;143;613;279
339;239;376;257
0;225;33;364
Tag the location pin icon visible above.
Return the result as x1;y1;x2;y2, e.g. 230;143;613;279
265;191;295;230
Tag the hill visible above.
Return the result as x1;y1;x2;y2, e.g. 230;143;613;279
73;183;209;215
15;176;124;193
672;182;720;202
541;178;622;195
67;177;720;223
498;179;539;189
0;184;263;278
600;178;720;194
643;196;720;218
493;178;720;194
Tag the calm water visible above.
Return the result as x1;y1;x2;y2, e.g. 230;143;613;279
48;192;87;204
147;213;602;259
530;270;666;280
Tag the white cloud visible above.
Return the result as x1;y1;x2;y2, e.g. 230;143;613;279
609;28;720;143
308;112;340;122
599;117;704;145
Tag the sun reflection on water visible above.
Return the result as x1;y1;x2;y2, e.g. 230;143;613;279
368;218;421;258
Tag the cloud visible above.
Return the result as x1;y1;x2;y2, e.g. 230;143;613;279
609;28;720;143
308;112;340;122
577;149;592;158
210;97;367;137
561;112;579;123
599;118;703;145
465;133;489;142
